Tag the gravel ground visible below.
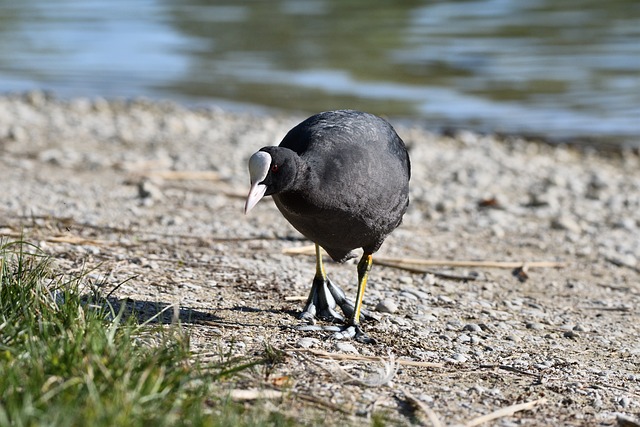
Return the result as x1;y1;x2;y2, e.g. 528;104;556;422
2;92;639;426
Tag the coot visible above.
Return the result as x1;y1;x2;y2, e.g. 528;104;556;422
245;110;410;343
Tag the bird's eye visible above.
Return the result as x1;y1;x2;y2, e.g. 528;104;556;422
271;164;279;173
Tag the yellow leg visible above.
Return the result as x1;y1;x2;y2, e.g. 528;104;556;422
350;253;372;326
301;244;349;323
314;243;326;280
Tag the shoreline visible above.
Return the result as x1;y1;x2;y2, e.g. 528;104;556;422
2;90;638;154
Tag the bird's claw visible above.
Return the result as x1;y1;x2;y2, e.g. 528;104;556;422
299;277;347;323
300;276;377;324
298;276;377;343
332;325;376;344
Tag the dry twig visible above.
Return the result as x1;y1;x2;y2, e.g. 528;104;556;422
373;259;482;281
282;245;565;270
287;348;443;369
377;257;565;269
462;397;548;426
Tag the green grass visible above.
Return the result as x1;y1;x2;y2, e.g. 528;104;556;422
0;240;299;427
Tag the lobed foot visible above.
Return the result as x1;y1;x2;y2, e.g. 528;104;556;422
299;276;346;324
299;276;379;324
332;324;376;344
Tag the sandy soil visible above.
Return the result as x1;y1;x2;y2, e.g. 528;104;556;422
1;92;639;426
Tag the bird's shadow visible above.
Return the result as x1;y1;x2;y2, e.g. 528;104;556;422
229;305;305;330
82;296;304;330
229;305;298;318
82;294;222;325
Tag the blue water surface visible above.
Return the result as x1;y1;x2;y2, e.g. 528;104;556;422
1;0;638;147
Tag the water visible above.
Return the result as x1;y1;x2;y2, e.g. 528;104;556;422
1;0;638;148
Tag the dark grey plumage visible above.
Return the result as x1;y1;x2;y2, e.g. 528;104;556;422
268;111;409;257
245;110;410;343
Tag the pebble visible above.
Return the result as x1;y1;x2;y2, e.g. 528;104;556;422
463;323;482;333
376;298;398;314
8;125;27;141
438;295;455;304
137;180;164;201
551;215;582;233
418;394;434;403
450;353;468;363
534;360;553;369
424;274;437;286
457;334;471;344
398;276;413;285
399;291;418;301
335;342;358;354
618;396;631;408
613;217;637;230
469;384;485;394
526;322;545;330
410;312;437;323
573;324;588;332
402;288;430;300
296;337;320;349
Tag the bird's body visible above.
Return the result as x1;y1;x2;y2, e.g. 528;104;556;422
245;110;410;343
272;111;410;261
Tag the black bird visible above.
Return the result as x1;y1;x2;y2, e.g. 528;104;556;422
244;110;410;343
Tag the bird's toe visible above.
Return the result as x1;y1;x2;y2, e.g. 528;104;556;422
299;310;316;324
332;325;376;344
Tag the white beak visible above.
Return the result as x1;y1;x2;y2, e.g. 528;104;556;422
244;151;272;214
244;182;267;214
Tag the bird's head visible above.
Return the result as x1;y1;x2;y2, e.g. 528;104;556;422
244;147;298;214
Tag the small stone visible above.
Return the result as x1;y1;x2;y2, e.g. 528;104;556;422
418;394;434;403
526;322;545;330
505;334;521;342
402;288;430;300
375;298;398;314
563;330;578;339
469;384;485;394
137;180;164;201
551;215;582;233
415;313;438;323
399;276;413;285
400;291;418;300
463;323;482;333
452;353;467;363
335;342;359;354
438;295;454;304
296;337;320;349
8;125;27;141
457;334;472;344
613;217;637;230
534;360;553;370
618;396;631;408
297;325;324;332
